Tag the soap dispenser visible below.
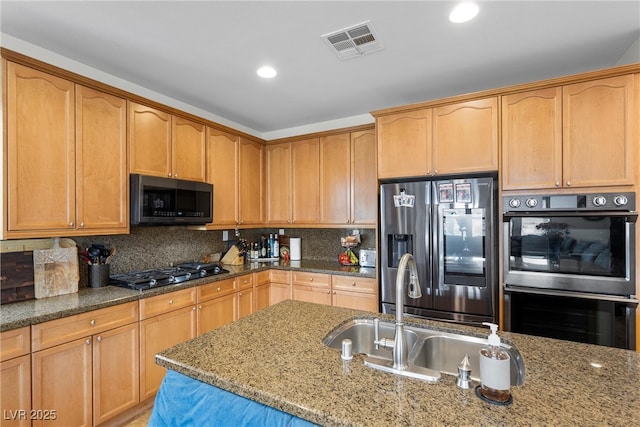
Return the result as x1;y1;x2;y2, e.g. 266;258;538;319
477;322;512;405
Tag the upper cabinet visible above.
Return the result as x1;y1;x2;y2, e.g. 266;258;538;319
376;97;498;179
238;138;264;226
129;102;206;182
350;129;377;225
502;75;636;190
320;133;351;224
4;62;128;238
291;138;321;224
206;128;239;226
265;142;292;225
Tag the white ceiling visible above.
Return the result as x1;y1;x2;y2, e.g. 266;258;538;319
1;1;639;139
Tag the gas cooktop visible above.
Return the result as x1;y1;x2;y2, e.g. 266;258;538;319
110;262;229;291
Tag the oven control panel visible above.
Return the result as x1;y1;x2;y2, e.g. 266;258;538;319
503;192;635;212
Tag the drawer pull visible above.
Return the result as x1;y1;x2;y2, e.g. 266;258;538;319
352;282;356;286
309;278;314;282
217;287;221;292
97;336;102;342
90;320;96;327
169;299;174;304
85;339;91;345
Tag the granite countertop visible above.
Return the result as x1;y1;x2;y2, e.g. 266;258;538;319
156;300;640;427
0;260;375;331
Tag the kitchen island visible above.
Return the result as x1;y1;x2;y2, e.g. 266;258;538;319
154;300;640;426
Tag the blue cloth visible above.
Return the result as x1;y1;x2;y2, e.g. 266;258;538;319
148;370;317;427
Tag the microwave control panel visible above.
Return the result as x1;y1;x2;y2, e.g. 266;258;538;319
503;192;635;212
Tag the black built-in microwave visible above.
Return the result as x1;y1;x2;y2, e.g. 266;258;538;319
130;174;212;226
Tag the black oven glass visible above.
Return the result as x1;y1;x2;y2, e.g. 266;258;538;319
507;215;627;278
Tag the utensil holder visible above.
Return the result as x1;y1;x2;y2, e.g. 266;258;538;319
88;264;110;288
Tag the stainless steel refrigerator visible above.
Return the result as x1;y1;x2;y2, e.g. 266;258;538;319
380;175;498;325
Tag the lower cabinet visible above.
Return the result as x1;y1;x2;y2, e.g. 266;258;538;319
269;270;292;305
139;289;196;401
197;277;237;335
293;271;379;312
31;302;139;426
1;327;31;427
237;274;254;319
292;272;332;305
254;270;271;312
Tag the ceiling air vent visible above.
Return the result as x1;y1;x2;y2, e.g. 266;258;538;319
322;21;383;60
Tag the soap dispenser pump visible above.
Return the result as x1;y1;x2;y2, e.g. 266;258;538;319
477;322;512;405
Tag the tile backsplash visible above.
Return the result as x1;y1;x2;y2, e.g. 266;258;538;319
71;227;376;287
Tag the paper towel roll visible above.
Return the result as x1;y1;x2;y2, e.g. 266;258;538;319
290;238;301;260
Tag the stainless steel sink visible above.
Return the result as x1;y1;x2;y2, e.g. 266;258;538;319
409;333;525;385
323;318;419;360
324;318;526;385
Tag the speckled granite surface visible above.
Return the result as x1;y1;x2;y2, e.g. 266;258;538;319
156;300;640;427
0;261;375;331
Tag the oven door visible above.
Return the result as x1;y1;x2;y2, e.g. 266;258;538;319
503;211;637;296
504;287;637;350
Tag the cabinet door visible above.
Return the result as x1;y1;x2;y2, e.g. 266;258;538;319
32;338;92;427
76;85;128;232
238;138;264;225
320;133;351;224
563;75;636;188
172;116;206;182
432;97;499;174
377;109;431;179
292;138;320;224
197;293;236;335
139;306;196;400
206;128;239;226
265;142;292;224
255;283;271;312
270;283;291;305
351;129;377;225
6;62;75;233
1;355;31;427
237;288;254;319
292;285;332;305
129;101;172;178
501;88;563;190
332;290;378;312
92;323;139;425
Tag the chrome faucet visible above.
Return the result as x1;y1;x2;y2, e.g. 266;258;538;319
374;253;422;370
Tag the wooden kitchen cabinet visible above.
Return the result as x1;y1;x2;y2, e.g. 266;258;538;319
237;273;254;319
140;289;196;400
501;87;563;190
331;275;378;312
432;97;499;174
130;102;206;181
377;109;431;179
1;327;31;427
238;138;264;225
292;271;332;305
350;129;377;225
206;128;239;226
502;75;636;190
265;142;292;225
291;138;320;224
171;116;206;181
197;277;237;335
31;302;139;426
269;269;292;305
254;270;271;311
5;63;127;238
320;133;351;224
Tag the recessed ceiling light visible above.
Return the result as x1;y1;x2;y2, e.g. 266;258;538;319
257;66;277;79
449;2;479;23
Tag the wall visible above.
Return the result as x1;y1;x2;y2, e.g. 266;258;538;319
71;227;375;287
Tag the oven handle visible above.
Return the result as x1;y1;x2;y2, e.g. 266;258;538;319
503;211;638;222
504;285;639;305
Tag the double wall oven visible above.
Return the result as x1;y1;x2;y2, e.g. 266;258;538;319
503;192;638;350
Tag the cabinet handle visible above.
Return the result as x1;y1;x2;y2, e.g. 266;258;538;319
217;287;221;292
555;181;560;187
566;181;571;186
168;299;174;304
309;278;314;282
174;174;178;178
434;170;438;175
352;282;356;286
239;292;243;296
198;305;202;309
193;306;197;311
69;222;74;228
168;173;172;177
90;320;95;326
327;290;331;294
79;222;85;228
97;336;102;342
85;339;91;345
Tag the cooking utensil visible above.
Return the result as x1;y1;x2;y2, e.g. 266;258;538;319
87;247;101;265
105;247;116;264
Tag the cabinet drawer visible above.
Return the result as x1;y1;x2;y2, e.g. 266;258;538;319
269;269;291;284
32;302;138;351
331;276;377;294
198;277;237;302
139;288;196;320
254;270;270;286
237;274;253;290
292;271;330;288
1;326;30;361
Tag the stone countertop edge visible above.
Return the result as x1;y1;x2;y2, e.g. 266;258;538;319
0;261;376;331
155;300;640;427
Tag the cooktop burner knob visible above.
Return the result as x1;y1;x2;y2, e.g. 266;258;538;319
593;195;607;207
168;275;175;283
525;198;538;208
199;269;207;277
613;195;628;207
508;198;521;208
149;279;157;286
